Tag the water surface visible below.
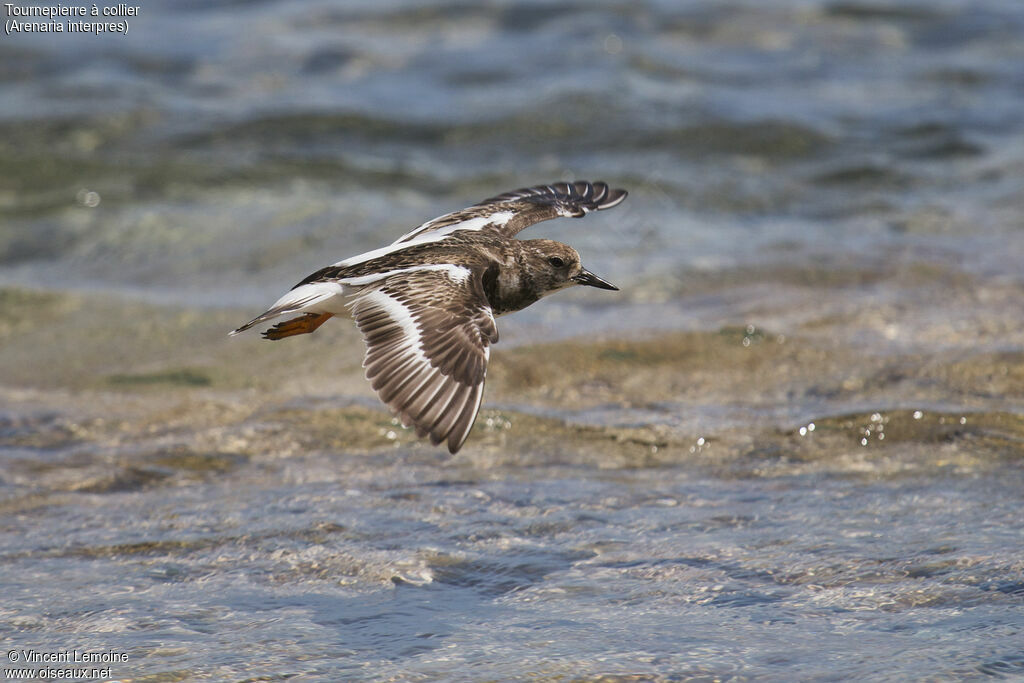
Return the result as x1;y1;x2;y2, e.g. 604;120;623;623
1;0;1023;680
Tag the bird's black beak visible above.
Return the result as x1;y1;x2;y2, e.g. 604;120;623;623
572;268;619;291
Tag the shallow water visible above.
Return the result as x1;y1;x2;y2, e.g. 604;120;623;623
2;0;1024;680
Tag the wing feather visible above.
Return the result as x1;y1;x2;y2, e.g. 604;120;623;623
474;180;627;214
348;266;497;453
394;180;627;243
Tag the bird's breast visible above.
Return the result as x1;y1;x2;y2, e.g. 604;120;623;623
482;263;540;316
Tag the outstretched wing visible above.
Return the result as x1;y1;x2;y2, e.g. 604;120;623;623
394;180;627;244
349;265;499;454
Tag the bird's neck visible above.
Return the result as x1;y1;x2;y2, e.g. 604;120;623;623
482;252;541;316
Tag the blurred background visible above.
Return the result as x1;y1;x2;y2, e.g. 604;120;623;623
2;1;1023;680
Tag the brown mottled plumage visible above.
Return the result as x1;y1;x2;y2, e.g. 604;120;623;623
231;181;627;452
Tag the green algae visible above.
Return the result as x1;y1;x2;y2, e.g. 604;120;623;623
0;286;364;392
149;448;248;474
4;281;1022;417
1;285;1022;499
108;368;213;387
0;287;79;332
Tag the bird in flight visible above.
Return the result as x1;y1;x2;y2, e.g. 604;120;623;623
231;180;627;453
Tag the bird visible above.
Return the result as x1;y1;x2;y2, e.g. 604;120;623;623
230;180;628;453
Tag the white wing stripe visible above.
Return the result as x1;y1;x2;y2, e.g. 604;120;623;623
394;210;514;244
355;289;430;368
339;264;470;287
334;211;513;267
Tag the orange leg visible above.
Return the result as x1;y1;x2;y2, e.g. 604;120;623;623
262;313;334;340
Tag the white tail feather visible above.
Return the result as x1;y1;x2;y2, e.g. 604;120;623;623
229;282;345;335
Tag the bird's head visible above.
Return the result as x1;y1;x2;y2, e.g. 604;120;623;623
521;239;618;295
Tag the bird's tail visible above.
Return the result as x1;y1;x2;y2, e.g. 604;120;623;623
229;282;344;337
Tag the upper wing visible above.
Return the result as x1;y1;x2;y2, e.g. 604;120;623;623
348;265;499;454
393;180;627;244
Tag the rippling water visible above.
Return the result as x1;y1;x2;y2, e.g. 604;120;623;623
2;0;1023;680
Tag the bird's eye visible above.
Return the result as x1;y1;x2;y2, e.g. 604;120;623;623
548;256;565;268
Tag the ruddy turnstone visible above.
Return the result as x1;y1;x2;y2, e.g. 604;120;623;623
231;180;627;453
